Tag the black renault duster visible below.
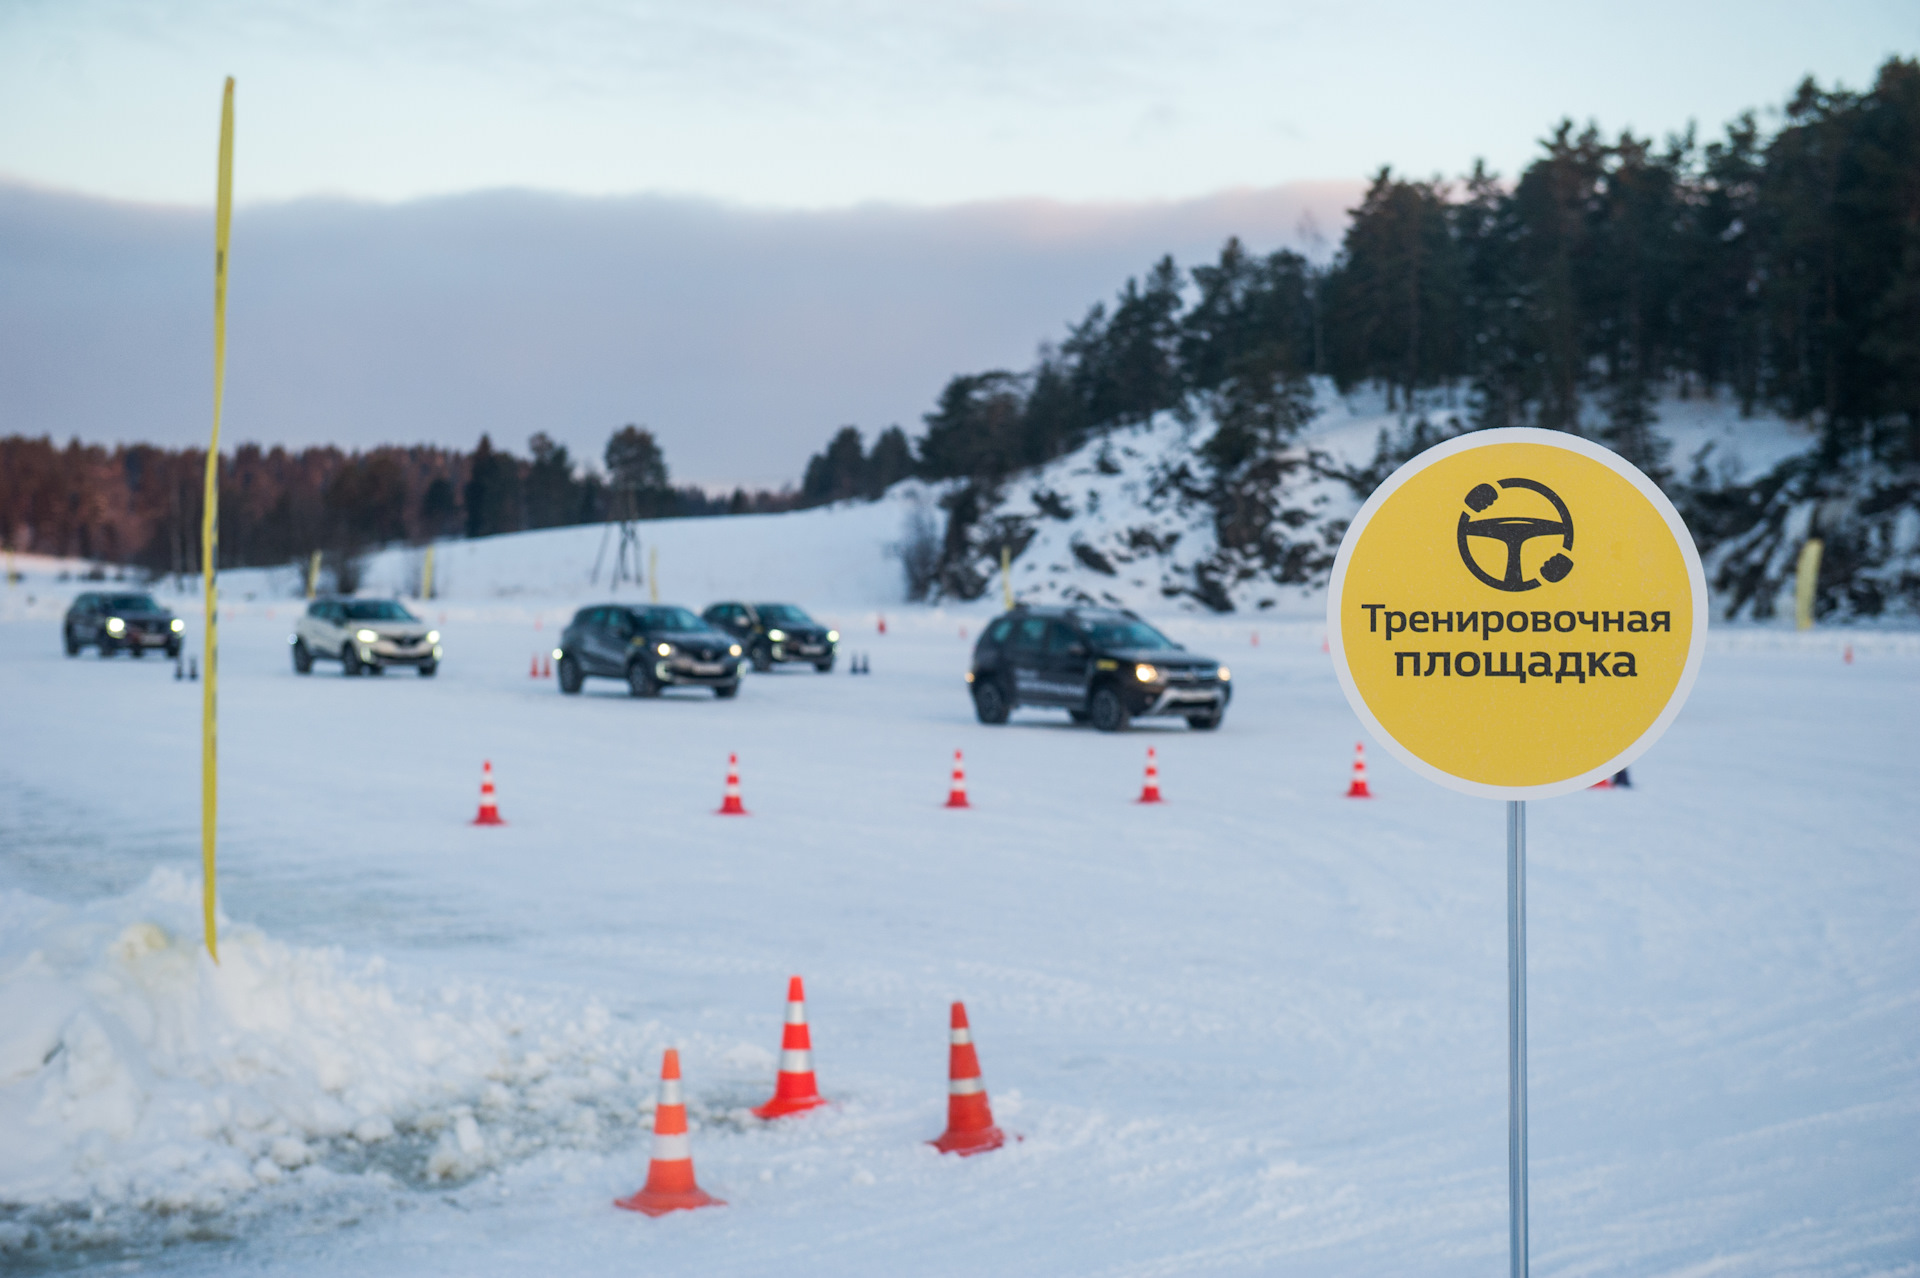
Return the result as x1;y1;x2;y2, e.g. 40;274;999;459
967;605;1230;731
556;604;744;697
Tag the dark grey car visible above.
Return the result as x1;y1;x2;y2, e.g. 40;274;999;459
556;604;743;697
64;591;183;658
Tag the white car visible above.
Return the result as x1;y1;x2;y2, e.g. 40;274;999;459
292;597;441;677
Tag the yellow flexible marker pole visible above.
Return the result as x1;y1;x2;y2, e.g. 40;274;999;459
1794;538;1822;631
307;548;321;598
1001;544;1013;609
203;77;234;963
648;545;659;602
421;544;435;599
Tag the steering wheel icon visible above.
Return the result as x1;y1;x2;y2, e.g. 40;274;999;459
1457;478;1574;592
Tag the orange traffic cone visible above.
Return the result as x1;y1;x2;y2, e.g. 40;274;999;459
473;760;506;825
541;653;552;678
530;653;540;678
930;1001;1006;1155
718;753;748;815
1344;742;1372;799
1588;776;1613;790
1844;644;1854;665
1137;746;1163;803
945;750;970;809
752;976;827;1119
1251;630;1260;647
878;614;887;635
615;1049;724;1216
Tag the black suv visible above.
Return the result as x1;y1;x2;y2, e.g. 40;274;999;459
701;602;839;673
967;605;1231;731
64;591;184;658
557;604;743;697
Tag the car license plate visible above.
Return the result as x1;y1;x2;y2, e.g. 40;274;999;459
796;644;821;655
692;661;724;675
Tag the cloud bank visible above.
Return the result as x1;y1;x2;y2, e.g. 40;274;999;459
0;179;1358;487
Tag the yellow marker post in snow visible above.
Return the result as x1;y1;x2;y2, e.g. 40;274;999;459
1001;545;1013;609
307;549;321;598
1794;538;1822;630
421;544;435;600
648;545;659;602
202;78;234;963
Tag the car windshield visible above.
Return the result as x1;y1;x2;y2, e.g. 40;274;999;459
1078;615;1177;650
755;604;813;625
343;600;417;621
635;607;704;631
107;594;161;612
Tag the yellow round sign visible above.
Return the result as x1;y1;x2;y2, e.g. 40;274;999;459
1327;428;1707;798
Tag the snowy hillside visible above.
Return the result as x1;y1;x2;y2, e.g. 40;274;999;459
930;384;1824;618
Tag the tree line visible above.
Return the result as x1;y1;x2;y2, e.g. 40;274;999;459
793;57;1918;492
0;426;796;578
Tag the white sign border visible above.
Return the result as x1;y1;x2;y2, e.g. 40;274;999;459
1326;427;1709;801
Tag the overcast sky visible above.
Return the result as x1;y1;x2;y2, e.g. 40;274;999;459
1;0;1912;486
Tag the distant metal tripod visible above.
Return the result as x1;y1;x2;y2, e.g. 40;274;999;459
592;518;643;592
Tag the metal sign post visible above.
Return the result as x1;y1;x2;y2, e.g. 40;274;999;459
1506;799;1528;1277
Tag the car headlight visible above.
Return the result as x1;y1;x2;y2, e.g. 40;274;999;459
105;617;125;634
656;642;673;657
729;644;742;657
1135;663;1160;683
1217;665;1231;682
356;629;379;643
827;629;839;643
428;630;440;644
767;629;786;642
170;618;185;633
551;647;562;660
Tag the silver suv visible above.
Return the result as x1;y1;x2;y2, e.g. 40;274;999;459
292;597;440;677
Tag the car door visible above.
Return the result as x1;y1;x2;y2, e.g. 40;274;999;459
1005;615;1049;703
1040;621;1091;704
576;608;610;674
594;607;636;674
307;602;338;654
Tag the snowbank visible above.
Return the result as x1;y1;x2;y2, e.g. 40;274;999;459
0;870;673;1256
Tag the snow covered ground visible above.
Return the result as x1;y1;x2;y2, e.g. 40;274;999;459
2;573;1916;1274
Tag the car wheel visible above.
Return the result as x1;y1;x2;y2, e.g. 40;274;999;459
751;645;774;673
131;644;146;659
342;644;364;676
417;662;437;678
99;639;116;658
972;677;1011;725
1186;710;1224;731
166;642;181;659
1088;685;1130;732
627;661;659;698
292;639;313;674
556;654;583;694
713;682;739;699
1067;709;1090;724
815;659;834;674
64;628;80;657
